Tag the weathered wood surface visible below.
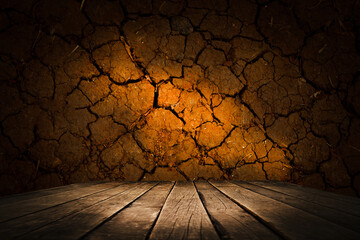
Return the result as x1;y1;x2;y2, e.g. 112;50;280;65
19;182;157;239
0;182;103;206
0;182;138;239
0;182;122;222
149;181;219;240
195;181;280;240
0;181;360;240
249;180;360;217
210;181;360;240
84;182;174;240
232;181;360;233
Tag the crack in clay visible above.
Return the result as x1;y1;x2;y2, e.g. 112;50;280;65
0;0;359;197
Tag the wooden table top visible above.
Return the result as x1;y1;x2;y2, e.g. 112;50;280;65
1;181;360;240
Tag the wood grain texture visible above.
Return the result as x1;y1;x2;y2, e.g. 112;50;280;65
233;181;360;233
0;182;136;239
195;181;280;240
0;182;122;222
0;182;103;206
18;182;158;240
210;181;360;240
149;181;219;240
85;182;174;240
1;181;360;240
249;180;360;217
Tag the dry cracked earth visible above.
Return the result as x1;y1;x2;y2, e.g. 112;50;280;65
0;0;360;197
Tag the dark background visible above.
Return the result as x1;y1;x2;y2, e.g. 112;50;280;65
0;0;359;197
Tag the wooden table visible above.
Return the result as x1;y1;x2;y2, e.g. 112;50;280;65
1;181;360;239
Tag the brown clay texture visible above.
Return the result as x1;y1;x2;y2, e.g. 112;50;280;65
0;0;360;197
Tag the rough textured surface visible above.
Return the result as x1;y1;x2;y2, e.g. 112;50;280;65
0;0;359;197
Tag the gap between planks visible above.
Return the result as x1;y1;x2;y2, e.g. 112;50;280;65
18;182;159;239
2;181;360;240
0;182;145;239
0;182;126;223
209;181;360;240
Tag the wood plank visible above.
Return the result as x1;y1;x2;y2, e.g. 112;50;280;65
252;180;360;206
0;182;122;222
251;180;360;204
18;182;158;240
249;181;360;217
84;182;174;240
195;181;281;240
210;181;360;240
0;182;140;239
149;181;219;240
0;182;103;206
232;181;360;233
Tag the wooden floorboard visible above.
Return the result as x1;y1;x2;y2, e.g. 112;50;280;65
1;181;360;240
0;182;137;239
233;181;360;233
149;181;219;240
249;180;360;217
18;182;157;240
195;181;281;240
0;182;122;222
0;182;102;206
84;182;174;240
210;181;360;240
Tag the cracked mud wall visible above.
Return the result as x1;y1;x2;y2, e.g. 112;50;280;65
0;0;360;197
